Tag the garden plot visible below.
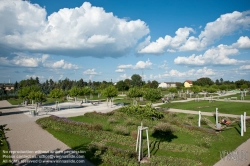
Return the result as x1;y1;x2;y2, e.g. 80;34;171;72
36;104;250;166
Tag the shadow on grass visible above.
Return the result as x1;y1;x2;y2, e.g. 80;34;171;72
234;126;241;135
73;144;102;166
150;131;178;155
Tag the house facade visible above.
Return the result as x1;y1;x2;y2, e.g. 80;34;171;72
158;82;177;88
0;84;15;91
184;80;193;88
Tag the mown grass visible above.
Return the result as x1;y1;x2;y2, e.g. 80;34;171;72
36;109;250;166
160;100;250;115
218;93;250;100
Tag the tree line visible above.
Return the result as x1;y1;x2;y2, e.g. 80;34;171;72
0;75;249;102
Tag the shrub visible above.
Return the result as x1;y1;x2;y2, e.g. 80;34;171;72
130;131;138;140
118;103;164;120
88;141;107;152
108;117;117;124
124;118;137;126
114;125;130;136
152;122;175;135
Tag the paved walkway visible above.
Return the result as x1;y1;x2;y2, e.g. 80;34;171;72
0;100;119;166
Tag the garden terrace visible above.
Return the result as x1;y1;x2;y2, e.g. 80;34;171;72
36;106;250;166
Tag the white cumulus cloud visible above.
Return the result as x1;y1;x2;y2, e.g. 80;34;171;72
0;1;149;58
83;69;98;75
163;67;216;78
137;10;250;54
174;44;242;66
232;36;250;49
239;65;250;70
115;69;125;73
134;59;152;69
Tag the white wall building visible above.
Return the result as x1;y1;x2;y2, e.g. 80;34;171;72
158;82;177;88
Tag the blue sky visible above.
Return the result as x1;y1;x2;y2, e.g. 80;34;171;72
0;0;250;83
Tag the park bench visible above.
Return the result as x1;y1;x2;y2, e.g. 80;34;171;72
231;97;237;100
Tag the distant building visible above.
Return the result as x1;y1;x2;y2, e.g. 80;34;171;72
158;82;177;88
0;84;15;91
184;80;193;88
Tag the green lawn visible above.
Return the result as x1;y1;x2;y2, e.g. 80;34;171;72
36;109;250;166
160;100;250;115
219;93;250;100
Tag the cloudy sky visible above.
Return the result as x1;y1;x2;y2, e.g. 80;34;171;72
0;0;250;83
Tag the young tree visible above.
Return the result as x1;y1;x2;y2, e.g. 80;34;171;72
49;88;64;101
127;87;143;105
18;87;31;101
69;86;81;97
102;85;118;107
143;88;162;102
168;87;177;93
191;85;202;93
241;84;248;90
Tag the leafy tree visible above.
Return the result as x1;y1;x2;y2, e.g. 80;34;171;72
150;80;159;89
219;84;227;91
191;85;202;93
28;91;46;103
143;88;162;102
80;87;93;96
127;87;143;103
210;84;219;90
215;79;220;85
175;82;184;90
241;84;248;90
194;77;214;86
124;79;131;89
49;88;64;100
207;87;217;93
18;87;31;100
168;87;177;93
228;84;236;90
69;86;81;97
115;80;127;91
220;78;223;84
102;85;118;100
235;79;250;88
131;74;143;87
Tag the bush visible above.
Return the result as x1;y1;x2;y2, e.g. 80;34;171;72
153;122;175;135
118;103;164;120
114;125;130;136
130;131;138;140
124;118;137;126
108;117;118;124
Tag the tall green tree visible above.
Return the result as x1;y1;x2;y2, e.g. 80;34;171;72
131;74;143;87
194;77;214;86
150;80;159;89
115;80;127;91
